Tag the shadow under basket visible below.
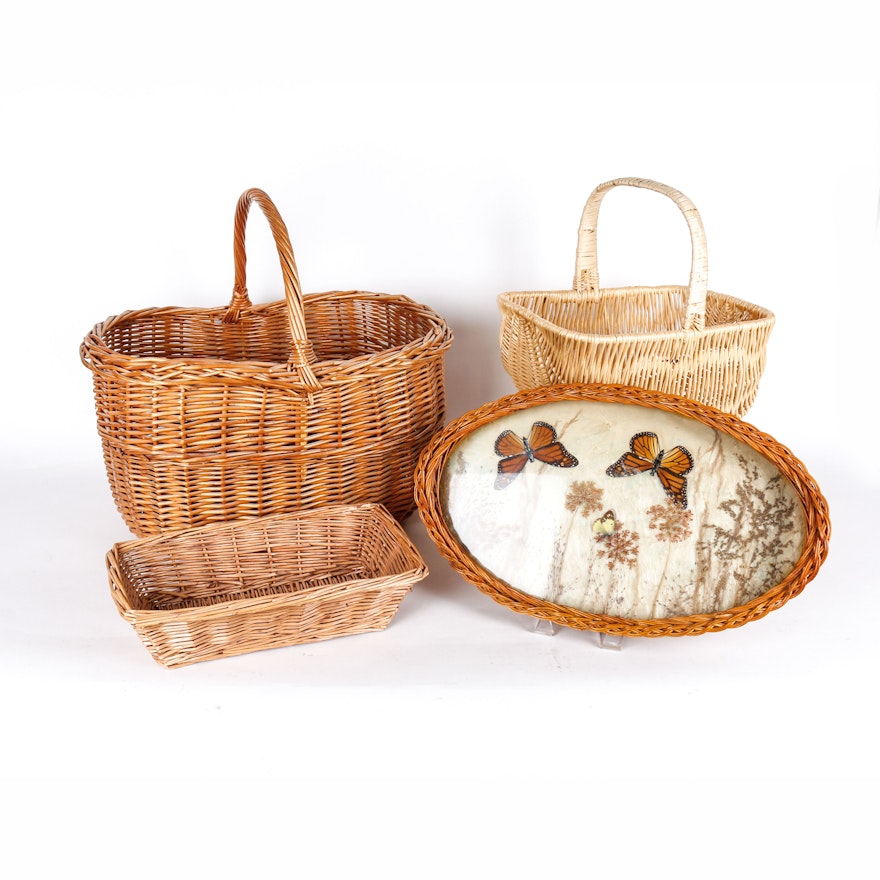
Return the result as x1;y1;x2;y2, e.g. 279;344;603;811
106;504;428;668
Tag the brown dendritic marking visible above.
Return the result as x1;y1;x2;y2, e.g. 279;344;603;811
595;524;640;571
701;454;800;603
647;499;694;543
564;480;604;518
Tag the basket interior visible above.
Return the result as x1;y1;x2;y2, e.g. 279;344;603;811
115;508;419;612
100;292;443;364
511;287;770;336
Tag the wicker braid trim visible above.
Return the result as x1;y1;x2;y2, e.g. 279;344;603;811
414;384;830;638
81;292;451;389
498;287;774;345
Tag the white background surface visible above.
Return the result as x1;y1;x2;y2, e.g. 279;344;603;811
2;2;878;876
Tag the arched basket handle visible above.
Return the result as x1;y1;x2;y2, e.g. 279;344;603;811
224;188;321;393
573;178;708;332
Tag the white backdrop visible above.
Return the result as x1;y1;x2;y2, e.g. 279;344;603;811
2;3;879;876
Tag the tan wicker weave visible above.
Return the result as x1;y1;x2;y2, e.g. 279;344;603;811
414;383;830;638
81;188;453;536
106;503;428;667
498;178;775;416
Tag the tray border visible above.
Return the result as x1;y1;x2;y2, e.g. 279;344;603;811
414;383;831;637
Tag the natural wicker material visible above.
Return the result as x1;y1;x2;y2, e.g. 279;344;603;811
498;178;775;417
106;503;428;667
81;188;453;536
414;383;830;638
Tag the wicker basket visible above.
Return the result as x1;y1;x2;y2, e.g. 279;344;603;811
498;178;775;416
81;188;453;536
106;503;428;667
414;383;830;638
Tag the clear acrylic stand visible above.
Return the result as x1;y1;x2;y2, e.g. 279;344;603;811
527;616;625;650
531;617;559;636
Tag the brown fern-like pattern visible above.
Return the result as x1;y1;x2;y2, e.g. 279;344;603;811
564;480;604;518
699;454;800;608
647;500;694;543
595;525;640;571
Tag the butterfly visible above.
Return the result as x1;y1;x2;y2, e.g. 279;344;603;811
494;421;578;489
592;509;617;536
606;431;694;509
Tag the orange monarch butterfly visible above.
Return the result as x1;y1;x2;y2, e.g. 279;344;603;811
606;431;694;509
494;421;578;489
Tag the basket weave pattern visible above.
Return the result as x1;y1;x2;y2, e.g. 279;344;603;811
415;383;830;638
107;503;427;667
82;189;452;535
498;178;775;416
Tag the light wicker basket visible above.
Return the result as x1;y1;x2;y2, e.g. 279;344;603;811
498;178;775;416
81;188;453;537
106;503;428;667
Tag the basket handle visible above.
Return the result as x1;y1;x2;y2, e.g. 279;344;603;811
573;178;708;332
224;188;321;393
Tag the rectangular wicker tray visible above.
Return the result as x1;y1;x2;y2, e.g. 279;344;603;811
106;503;428;667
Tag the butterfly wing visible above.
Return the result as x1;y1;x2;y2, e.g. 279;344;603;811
658;445;694;476
529;421;578;468
494;430;528;489
656;467;689;508
495;430;526;458
607;432;658;477
495;453;529;489
527;421;557;450
656;445;693;508
630;431;661;461
592;510;617;535
606;451;654;477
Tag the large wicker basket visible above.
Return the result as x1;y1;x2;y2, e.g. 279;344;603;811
106;503;428;667
81;188;453;536
498;178;775;416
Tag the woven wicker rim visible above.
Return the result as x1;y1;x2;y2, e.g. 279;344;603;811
81;291;452;389
498;177;777;342
498;286;775;344
80;187;452;391
107;503;429;625
414;383;831;638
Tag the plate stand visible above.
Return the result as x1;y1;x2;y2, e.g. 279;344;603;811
529;617;625;651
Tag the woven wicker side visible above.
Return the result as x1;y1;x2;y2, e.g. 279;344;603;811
107;504;428;667
497;179;775;417
82;188;453;536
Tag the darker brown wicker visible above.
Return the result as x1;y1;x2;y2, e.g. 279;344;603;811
81;188;453;536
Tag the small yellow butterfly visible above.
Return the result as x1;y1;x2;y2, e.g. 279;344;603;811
592;509;617;536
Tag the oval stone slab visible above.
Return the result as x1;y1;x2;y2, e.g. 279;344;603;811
415;385;830;637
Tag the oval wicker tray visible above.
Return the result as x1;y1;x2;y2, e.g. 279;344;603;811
414;384;830;638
